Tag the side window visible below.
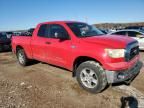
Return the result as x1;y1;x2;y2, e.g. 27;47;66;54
37;24;49;37
49;24;69;39
113;31;126;35
128;31;141;37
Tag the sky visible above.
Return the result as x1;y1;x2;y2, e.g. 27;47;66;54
0;0;144;31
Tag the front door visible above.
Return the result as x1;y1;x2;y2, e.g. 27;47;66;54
45;24;72;68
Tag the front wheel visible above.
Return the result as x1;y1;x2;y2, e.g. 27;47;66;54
76;61;107;93
17;49;29;66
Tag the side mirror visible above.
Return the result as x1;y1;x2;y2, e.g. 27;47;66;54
54;32;68;40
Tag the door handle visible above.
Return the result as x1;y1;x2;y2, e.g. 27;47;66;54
45;42;51;44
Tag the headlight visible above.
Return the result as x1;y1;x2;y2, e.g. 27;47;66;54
105;49;125;58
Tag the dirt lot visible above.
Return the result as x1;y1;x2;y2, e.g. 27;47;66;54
0;52;144;108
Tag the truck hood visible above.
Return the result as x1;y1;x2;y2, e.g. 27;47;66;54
81;35;136;48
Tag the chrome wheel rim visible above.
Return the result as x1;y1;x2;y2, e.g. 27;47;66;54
18;52;25;64
80;68;98;88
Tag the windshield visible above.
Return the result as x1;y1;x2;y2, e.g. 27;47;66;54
67;23;104;37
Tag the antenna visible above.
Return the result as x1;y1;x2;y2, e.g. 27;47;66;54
85;17;88;23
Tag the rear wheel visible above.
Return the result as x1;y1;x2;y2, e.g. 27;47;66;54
17;49;29;66
76;61;107;93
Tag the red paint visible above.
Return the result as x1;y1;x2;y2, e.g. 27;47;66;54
12;21;139;71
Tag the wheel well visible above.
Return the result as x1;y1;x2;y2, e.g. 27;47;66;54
16;45;23;53
72;56;101;77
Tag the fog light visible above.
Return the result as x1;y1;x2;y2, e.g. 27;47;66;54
117;73;125;79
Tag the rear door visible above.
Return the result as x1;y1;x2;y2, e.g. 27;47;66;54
31;24;51;62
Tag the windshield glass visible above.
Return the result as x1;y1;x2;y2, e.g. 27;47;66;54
67;23;104;37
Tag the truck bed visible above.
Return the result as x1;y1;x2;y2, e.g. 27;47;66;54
12;36;32;58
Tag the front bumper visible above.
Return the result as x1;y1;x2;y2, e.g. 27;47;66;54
105;61;143;84
104;55;139;71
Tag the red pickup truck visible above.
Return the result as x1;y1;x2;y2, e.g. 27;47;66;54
12;21;142;93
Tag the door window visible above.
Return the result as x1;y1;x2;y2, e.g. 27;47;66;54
49;24;69;39
37;24;49;37
112;31;126;35
128;31;142;37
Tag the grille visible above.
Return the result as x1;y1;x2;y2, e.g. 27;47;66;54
129;46;139;60
125;41;139;61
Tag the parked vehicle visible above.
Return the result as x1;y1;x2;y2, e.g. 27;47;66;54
99;28;108;34
13;32;22;36
12;21;142;93
0;32;11;51
108;29;144;50
28;28;35;35
6;32;13;39
17;28;35;36
125;26;144;30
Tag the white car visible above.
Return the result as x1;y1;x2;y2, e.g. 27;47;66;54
108;29;144;50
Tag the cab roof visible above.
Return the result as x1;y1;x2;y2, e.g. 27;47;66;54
39;21;84;25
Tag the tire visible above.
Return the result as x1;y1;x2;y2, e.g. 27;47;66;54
16;49;29;66
76;61;107;93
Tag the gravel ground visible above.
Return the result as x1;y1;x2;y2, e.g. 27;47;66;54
0;52;143;108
